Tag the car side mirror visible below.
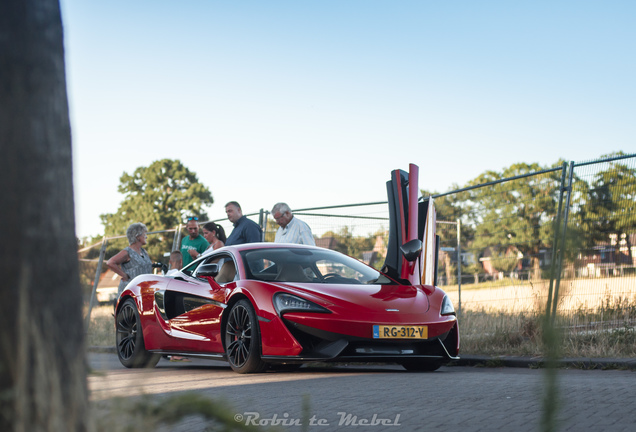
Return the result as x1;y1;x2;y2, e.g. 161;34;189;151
400;239;423;262
197;263;220;277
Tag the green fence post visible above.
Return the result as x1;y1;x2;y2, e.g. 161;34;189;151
552;161;575;320
546;162;568;320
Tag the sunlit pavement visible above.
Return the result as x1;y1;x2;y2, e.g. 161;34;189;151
88;352;636;432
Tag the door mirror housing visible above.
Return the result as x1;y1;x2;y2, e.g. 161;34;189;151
400;239;423;262
197;263;220;277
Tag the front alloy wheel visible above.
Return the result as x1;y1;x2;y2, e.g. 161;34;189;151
225;299;267;373
116;298;160;368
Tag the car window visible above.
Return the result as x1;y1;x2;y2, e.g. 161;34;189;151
316;259;365;281
240;248;397;285
181;259;202;277
192;255;237;284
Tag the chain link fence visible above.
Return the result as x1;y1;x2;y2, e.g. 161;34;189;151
557;156;636;332
435;154;636;335
436;165;566;321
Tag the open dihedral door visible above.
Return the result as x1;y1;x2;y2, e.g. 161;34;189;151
382;163;439;286
419;197;438;286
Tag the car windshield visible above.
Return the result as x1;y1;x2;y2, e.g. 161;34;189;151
240;247;397;285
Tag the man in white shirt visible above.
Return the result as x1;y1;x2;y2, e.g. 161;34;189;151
271;202;316;245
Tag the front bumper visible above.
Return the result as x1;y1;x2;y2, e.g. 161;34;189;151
261;320;460;364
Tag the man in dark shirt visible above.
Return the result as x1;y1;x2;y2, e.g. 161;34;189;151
225;201;263;246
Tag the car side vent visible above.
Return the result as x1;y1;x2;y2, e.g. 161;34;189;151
154;291;167;320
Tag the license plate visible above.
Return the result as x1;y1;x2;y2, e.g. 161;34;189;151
373;325;428;339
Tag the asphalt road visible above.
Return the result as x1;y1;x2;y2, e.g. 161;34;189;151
88;353;635;432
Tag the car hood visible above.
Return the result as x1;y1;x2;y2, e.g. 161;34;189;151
273;282;430;314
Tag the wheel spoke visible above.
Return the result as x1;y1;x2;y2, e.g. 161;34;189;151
119;335;134;359
226;322;239;337
227;340;243;366
238;342;249;363
239;308;248;327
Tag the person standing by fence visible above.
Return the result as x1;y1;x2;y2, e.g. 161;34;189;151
271;202;316;245
202;222;226;250
225;201;263;245
106;222;153;309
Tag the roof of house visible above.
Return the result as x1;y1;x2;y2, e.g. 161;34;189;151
315;237;337;250
97;269;121;289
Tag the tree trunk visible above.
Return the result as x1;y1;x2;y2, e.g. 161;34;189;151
532;256;542;281
444;252;453;285
0;1;89;431
621;232;633;266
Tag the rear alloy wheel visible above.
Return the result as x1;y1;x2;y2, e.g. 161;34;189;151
116;298;160;368
225;299;267;373
401;361;441;372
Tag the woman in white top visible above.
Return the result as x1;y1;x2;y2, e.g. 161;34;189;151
202;222;226;251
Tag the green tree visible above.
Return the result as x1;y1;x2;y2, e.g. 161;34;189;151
467;163;564;280
422;186;477;283
492;248;522;273
321;226;375;260
422;186;470;227
263;218;279;242
101;159;213;258
577;152;636;264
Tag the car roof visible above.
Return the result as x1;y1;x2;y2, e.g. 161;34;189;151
222;242;323;252
198;242;324;260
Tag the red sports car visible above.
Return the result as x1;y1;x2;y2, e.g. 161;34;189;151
115;242;459;373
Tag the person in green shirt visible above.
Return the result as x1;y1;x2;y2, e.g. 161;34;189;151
180;217;209;266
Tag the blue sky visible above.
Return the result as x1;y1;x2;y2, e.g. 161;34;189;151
60;0;635;237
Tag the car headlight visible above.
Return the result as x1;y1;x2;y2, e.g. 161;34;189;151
441;295;456;316
273;293;330;315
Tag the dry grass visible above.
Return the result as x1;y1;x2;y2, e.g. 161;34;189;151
446;276;636;316
446;275;636;358
86;305;116;347
460;308;636;358
459;310;544;357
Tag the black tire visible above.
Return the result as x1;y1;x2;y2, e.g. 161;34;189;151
224;299;267;374
116;298;160;368
401;361;441;372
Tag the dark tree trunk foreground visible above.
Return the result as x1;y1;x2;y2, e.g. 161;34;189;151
0;1;89;431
